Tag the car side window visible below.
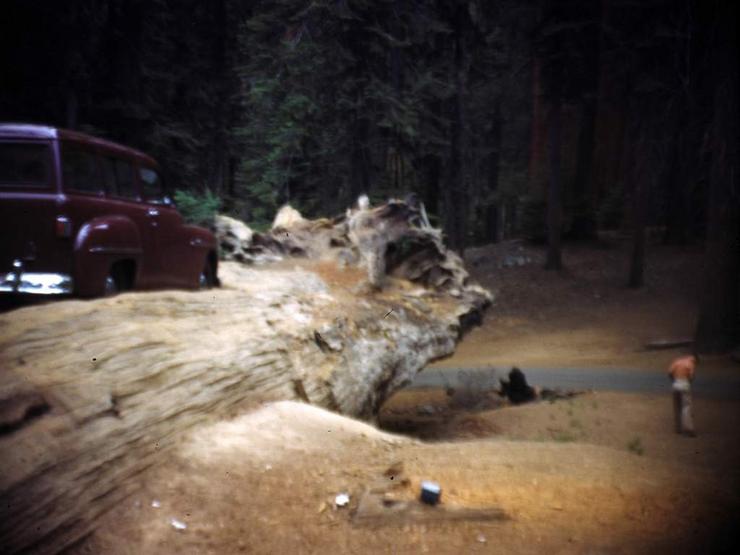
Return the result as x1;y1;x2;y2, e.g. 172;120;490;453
114;159;137;199
0;143;51;187
100;157;117;194
140;167;164;202
62;143;102;194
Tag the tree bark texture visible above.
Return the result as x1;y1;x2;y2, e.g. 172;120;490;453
485;97;503;242
694;1;739;352
349;116;371;203
628;182;647;288
528;56;548;198
0;256;491;554
590;0;627;212
627;124;648;288
545;97;563;270
568;0;601;240
443;30;468;252
569;97;598;240
662;128;689;245
423;153;441;218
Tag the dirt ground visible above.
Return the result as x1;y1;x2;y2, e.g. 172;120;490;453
77;239;740;554
439;237;704;370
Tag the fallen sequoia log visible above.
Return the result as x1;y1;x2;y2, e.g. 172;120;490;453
0;198;491;554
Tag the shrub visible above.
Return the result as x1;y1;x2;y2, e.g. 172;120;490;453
174;189;221;226
627;437;644;456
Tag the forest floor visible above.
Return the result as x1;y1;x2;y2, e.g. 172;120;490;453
77;237;740;554
438;234;706;370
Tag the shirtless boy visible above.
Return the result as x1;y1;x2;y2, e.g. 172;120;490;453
667;354;697;437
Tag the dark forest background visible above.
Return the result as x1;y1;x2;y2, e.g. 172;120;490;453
0;0;737;352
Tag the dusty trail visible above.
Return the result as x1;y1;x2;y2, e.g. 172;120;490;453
413;366;740;399
81;400;740;555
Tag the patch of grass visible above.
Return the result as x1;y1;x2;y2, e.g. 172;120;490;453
627;437;644;456
592;401;599;410
552;430;578;442
569;418;583;429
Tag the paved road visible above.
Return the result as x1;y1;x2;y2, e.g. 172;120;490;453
409;366;740;401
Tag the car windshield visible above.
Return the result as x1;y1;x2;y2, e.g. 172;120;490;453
0;142;52;188
140;166;166;202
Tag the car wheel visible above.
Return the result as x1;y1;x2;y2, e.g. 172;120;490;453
104;274;119;296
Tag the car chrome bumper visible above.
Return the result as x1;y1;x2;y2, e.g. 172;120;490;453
0;260;73;295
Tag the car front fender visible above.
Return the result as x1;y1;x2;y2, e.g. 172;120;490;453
181;224;219;285
73;215;143;296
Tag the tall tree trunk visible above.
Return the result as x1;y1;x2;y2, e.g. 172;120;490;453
627;142;647;288
569;0;601;240
626;119;648;288
443;29;468;252
422;154;441;218
662;128;689;245
349;116;371;203
695;1;739;352
227;156;237;198
528;56;547;197
390;24;404;196
107;1;143;145
485;97;503;242
569;97;598;239
591;0;628;215
209;0;229;196
496;204;506;243
545;97;563;270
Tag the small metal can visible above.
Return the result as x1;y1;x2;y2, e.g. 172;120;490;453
420;481;441;505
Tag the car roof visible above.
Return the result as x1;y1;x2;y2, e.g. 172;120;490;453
0;123;159;167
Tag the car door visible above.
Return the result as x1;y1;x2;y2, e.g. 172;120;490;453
60;141;124;288
99;154;163;287
138;165;196;287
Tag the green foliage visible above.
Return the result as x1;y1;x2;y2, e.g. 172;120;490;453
174;189;221;226
4;0;714;252
5;0;534;240
231;0;526;226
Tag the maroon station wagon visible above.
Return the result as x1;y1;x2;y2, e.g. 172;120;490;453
0;123;218;297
